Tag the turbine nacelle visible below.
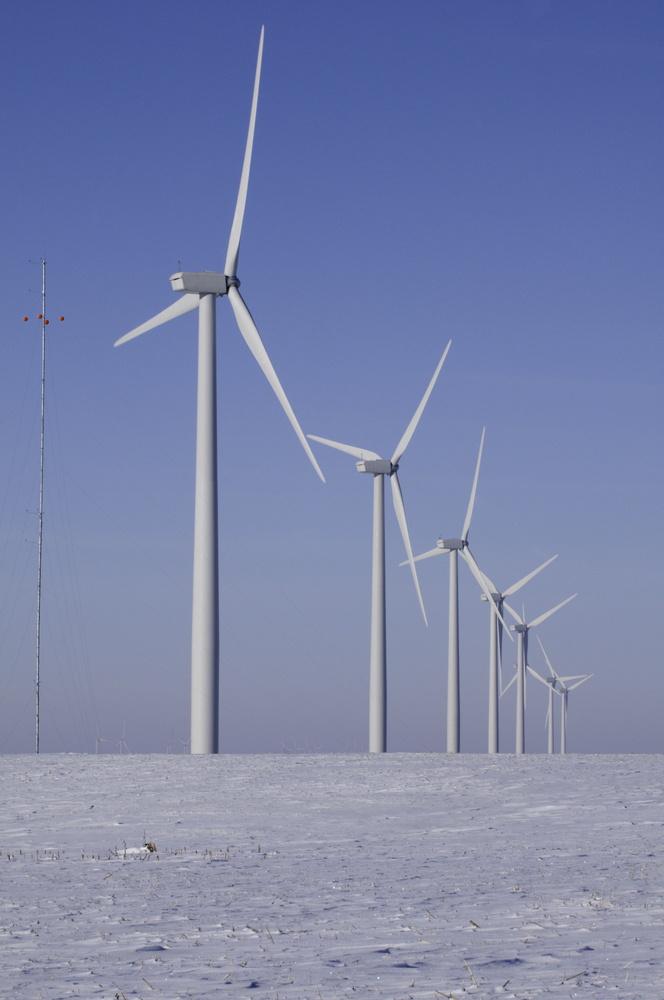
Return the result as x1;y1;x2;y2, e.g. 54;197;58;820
481;592;502;601
356;459;394;475
511;623;528;633
169;271;234;296
439;537;464;550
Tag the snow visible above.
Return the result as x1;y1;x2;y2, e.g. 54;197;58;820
0;753;662;999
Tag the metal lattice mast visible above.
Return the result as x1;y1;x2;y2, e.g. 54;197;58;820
35;259;46;753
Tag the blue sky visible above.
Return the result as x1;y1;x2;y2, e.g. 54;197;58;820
1;0;662;754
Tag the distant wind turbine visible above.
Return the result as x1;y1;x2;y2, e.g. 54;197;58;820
114;29;324;755
524;662;558;754
556;674;592;754
504;595;577;753
473;555;558;753
308;344;451;753
94;723;107;755
116;721;129;755
406;428;511;753
528;637;592;753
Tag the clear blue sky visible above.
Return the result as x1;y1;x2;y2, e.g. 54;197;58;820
1;0;662;754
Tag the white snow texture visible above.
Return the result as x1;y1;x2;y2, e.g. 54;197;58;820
0;753;662;998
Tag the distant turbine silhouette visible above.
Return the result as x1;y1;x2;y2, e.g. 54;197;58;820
116;721;129;755
504;595;577;753
474;555;558;752
94;723;107;755
528;637;592;754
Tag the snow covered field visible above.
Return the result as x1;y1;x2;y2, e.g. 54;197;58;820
0;754;662;999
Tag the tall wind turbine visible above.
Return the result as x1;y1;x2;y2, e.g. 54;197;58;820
307;344;451;753
115;29;324;755
504;594;577;753
406;429;511;753
472;555;558;753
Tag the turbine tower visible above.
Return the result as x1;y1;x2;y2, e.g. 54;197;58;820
407;429;510;753
473;555;558;753
308;344;450;753
115;29;324;754
504;594;577;753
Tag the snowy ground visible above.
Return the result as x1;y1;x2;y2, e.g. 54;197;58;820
0;754;662;999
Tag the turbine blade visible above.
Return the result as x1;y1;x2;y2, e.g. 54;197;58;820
536;634;557;677
527;664;549;687
224;26;264;279
390;341;451;465
502;554;559;597
114;294;200;346
390;470;427;625
557;675;590;683
228;285;325;481
463;548;513;638
528;593;577;630
567;675;593;691
544;701;551;728
307;436;382;462
500;671;517;698
399;546;449;566
503;600;524;625
480;569;499;594
461;427;485;542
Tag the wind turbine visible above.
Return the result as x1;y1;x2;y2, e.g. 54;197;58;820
94;722;107;755
504;594;577;753
524;662;558;754
307;344;451;753
406;428;511;753
529;637;591;753
114;29;324;755
472;555;558;753
557;674;592;754
116;720;129;755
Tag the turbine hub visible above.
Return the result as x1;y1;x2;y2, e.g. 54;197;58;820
226;275;241;289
